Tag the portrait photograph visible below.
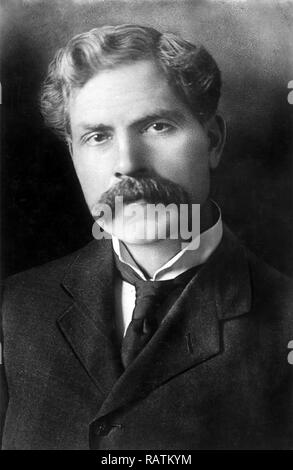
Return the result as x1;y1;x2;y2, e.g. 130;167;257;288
1;0;293;451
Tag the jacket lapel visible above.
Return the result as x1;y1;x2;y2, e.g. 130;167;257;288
57;239;124;397
96;226;252;417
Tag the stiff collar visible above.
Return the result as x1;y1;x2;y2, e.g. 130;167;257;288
112;201;223;281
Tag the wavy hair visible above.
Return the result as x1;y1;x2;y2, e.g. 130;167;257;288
40;24;221;140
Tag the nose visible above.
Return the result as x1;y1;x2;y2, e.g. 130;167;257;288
114;132;148;178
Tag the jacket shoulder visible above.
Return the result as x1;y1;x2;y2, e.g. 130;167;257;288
222;226;293;322
2;241;99;295
243;244;293;334
1;240;111;347
246;247;292;299
224;226;292;293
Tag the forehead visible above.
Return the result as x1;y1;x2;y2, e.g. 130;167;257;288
68;60;193;128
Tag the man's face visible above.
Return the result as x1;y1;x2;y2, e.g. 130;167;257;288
68;59;223;242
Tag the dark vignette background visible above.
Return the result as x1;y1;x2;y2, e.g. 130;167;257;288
1;0;293;278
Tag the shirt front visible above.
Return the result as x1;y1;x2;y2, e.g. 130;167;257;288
113;202;223;340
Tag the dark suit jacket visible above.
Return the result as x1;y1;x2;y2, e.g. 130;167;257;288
1;227;293;449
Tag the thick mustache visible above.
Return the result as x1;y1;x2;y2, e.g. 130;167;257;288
95;175;190;214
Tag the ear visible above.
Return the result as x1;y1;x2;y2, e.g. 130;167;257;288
206;115;226;170
66;137;73;158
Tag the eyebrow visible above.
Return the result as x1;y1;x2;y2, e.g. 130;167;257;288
77;108;188;133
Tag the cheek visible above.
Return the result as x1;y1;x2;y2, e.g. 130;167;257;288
71;149;113;204
153;133;211;202
180;132;210;162
153;133;210;176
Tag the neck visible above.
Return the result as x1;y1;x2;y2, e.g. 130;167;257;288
123;200;215;278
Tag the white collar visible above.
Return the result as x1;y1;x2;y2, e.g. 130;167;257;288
112;201;223;281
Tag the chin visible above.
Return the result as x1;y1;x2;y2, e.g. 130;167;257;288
117;236;158;246
112;224;161;245
112;216;172;244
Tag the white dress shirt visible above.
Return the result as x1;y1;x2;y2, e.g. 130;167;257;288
113;202;223;340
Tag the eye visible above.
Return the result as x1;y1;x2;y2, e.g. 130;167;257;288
83;132;112;146
144;121;174;135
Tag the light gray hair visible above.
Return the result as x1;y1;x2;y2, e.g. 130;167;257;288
40;24;221;140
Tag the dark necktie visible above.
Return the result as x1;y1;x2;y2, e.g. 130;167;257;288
114;253;199;368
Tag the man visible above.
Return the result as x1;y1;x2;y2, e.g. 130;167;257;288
1;24;292;450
